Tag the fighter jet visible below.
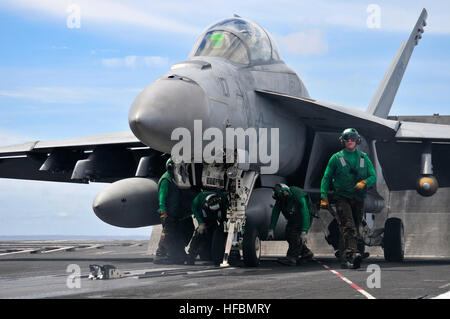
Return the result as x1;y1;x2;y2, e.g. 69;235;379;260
0;9;449;266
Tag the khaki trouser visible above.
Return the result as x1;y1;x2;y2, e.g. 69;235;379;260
156;229;168;257
335;197;364;260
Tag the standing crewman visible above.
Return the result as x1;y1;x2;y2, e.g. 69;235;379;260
186;190;229;265
320;128;376;269
267;184;313;266
154;158;188;264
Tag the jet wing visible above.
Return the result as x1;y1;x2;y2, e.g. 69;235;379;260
0;131;166;183
376;121;450;190
256;89;450;190
255;89;400;139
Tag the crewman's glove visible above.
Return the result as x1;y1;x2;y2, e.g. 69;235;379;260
354;180;367;191
320;197;329;209
197;223;207;235
267;229;274;240
300;231;308;245
160;210;168;224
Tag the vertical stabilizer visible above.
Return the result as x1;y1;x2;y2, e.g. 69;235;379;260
367;9;428;119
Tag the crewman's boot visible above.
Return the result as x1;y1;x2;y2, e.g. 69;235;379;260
186;254;196;265
301;249;314;260
340;252;353;269
278;256;297;266
351;253;362;269
153;254;170;264
169;250;187;265
335;250;341;260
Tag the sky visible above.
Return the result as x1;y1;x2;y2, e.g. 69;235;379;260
0;0;449;237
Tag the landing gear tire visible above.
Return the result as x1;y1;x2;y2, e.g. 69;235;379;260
211;225;226;266
243;227;261;267
383;218;405;262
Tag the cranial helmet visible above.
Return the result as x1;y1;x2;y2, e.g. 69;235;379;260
166;157;174;171
272;183;291;200
204;193;221;211
339;128;361;145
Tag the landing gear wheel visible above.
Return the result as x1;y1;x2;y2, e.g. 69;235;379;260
211;225;226;266
243;227;261;267
383;217;405;262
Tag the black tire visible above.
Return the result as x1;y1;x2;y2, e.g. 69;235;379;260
243;227;261;267
211;226;226;266
383;218;405;262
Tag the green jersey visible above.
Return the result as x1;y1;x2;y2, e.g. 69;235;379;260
321;148;376;199
191;191;229;224
270;187;311;232
158;171;182;218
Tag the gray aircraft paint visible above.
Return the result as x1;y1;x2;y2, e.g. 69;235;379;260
0;11;450;232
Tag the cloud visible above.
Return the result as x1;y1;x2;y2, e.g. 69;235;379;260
0;130;30;146
143;56;170;68
0;0;202;35
101;56;169;68
1;0;450;36
0;87;143;104
276;30;328;56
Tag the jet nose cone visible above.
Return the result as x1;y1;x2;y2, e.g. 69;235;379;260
129;78;209;153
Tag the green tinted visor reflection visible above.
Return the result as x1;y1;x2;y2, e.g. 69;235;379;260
211;33;224;48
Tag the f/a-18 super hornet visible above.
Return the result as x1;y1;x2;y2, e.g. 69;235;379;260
1;9;449;266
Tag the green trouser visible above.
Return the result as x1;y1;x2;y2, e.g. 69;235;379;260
285;223;311;259
188;222;216;259
335;197;364;261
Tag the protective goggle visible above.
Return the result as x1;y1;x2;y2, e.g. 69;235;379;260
342;133;359;142
272;184;290;200
205;196;221;211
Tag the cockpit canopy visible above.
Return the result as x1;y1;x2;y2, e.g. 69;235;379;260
190;18;282;65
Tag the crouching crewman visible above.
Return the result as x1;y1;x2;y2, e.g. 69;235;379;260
267;184;313;266
186;190;229;265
